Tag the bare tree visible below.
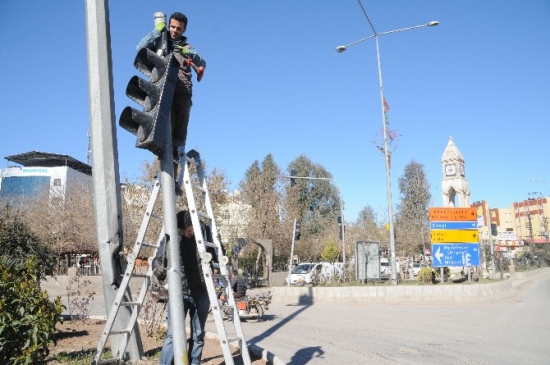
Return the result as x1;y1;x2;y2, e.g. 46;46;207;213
395;160;431;257
239;155;286;271
12;180;97;272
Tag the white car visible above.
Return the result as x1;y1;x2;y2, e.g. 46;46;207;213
284;263;323;286
284;262;344;286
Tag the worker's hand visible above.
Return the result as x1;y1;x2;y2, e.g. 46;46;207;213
196;66;205;82
155;21;166;32
174;45;190;56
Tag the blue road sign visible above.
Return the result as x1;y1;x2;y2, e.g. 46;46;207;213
430;221;478;230
432;243;480;267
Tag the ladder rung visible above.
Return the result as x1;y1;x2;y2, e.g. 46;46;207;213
97;357;122;365
120;302;141;307
204;241;217;248
110;329;132;335
141;242;159;249
197;211;213;220
225;336;243;344
130;273;150;278
191;183;206;193
150;213;162;220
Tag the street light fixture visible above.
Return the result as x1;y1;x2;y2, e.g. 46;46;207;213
336;5;438;285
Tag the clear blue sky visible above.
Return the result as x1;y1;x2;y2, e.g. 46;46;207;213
1;1;549;222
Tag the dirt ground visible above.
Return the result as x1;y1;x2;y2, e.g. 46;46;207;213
46;319;267;364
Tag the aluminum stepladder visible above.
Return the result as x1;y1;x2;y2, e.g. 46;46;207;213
92;179;164;364
181;150;252;365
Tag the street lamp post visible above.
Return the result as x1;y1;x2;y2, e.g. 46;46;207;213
336;5;438;285
287;175;346;265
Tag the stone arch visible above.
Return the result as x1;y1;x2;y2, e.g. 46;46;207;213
233;238;273;286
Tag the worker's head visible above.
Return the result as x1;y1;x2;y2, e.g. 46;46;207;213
169;12;187;40
176;210;194;238
232;269;239;276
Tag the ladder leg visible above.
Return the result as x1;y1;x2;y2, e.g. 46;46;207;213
181;151;252;365
175;142;186;193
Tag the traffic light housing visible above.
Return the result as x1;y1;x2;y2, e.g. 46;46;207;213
290;169;297;186
119;48;179;155
490;223;498;236
294;220;301;241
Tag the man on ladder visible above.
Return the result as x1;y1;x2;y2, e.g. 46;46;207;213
153;210;217;365
137;11;206;189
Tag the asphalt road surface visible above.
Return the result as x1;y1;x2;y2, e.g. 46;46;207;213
213;273;550;365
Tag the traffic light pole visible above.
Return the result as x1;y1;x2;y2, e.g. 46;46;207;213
160;118;188;365
287;219;297;287
85;0;142;360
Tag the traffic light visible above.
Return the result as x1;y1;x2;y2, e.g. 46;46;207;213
119;48;179;155
294;220;301;240
339;223;345;240
290;169;297;186
490;223;498;236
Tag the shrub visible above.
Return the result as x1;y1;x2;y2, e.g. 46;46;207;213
417;267;434;284
0;256;64;364
0;209;56;280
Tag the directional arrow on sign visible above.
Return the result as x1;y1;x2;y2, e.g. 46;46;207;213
435;246;443;265
430;229;479;243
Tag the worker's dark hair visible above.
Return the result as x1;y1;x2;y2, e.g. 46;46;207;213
176;210;192;229
232;269;239;276
170;12;188;28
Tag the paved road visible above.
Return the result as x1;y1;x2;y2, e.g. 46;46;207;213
209;274;550;365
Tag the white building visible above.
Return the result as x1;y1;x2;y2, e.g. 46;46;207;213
0;151;92;201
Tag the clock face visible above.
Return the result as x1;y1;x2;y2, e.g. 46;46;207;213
460;163;465;176
445;164;456;176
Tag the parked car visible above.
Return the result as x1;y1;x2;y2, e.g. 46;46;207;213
380;258;391;280
284;262;344;286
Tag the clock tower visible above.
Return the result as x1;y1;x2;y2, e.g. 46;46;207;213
441;137;470;207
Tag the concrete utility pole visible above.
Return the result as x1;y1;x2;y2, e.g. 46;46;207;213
85;0;142;360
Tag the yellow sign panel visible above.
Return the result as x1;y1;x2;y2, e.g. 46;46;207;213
430;229;479;243
429;207;477;222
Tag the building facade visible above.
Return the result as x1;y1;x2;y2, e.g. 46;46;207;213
0;151;92;202
513;196;549;246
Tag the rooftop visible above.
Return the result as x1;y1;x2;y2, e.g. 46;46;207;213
4;151;92;176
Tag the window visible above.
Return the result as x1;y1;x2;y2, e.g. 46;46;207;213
53;179;62;186
0;176;51;200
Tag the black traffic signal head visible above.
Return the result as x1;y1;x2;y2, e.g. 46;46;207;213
294;220;301;240
290;169;297;186
119;48;179;155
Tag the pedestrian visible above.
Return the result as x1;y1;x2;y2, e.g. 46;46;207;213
231;269;247;299
136;11;206;171
152;210;217;365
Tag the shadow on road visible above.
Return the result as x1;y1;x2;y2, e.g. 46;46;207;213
290;346;325;364
248;288;321;364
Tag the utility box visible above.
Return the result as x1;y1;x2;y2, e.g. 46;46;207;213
355;241;381;281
